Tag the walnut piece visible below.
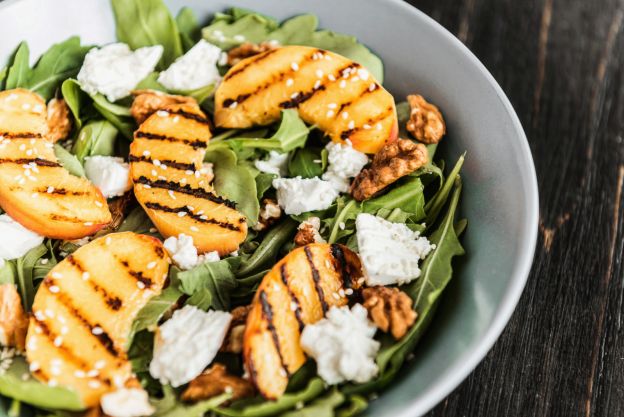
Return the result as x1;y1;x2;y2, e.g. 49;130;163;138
227;42;279;66
406;94;446;144
0;284;28;351
46;98;72;143
294;217;326;247
221;305;251;354
351;138;428;201
252;199;282;232
181;363;255;403
130;90;199;124
362;286;417;340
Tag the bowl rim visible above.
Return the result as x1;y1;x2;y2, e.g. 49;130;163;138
0;0;539;415
379;1;538;415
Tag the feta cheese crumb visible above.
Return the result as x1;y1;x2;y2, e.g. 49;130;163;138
272;177;339;215
84;156;131;198
163;234;220;270
322;140;369;193
77;43;163;102
300;304;379;384
158;40;222;91
100;388;154;417
254;151;289;177
0;214;44;260
298;217;326;243
149;306;231;387
356;213;434;286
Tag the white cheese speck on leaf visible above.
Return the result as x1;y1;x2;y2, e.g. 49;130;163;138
300;304;379;384
158;40;222;91
84;156;131;199
77;43;163;102
322;140;368;193
254;151;289;177
149;306;232;387
100;388;154;417
163;234;220;270
272;177;339;215
0;214;44;260
356;213;434;286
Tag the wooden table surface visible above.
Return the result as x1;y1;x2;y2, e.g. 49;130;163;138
409;0;624;416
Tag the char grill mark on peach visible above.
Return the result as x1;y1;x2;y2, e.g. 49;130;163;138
118;258;154;289
329;244;352;289
36;187;88;196
304;246;328;314
222;49;324;108
135;131;207;149
279;264;304;330
134;176;237;208
65;255;125;313
339;106;394;140
166;109;211;125
259;290;290;376
128;155;197;172
31;319;112;387
38;281;122;358
0;158;61;167
223;48;281;82
144;201;244;231
0;132;43;139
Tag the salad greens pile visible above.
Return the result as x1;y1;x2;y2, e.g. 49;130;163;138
0;0;466;416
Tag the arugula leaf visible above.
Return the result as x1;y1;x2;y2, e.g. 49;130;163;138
111;0;183;68
0;356;84;411
26;37;91;100
326;198;360;244
72;120;118;163
154;386;230;417
176;7;201;52
0;67;7;90
202;11;383;81
177;258;240;311
61;79;86;130
216;378;325;417
363;177;426;221
5;42;31;90
255;173;276;200
14;244;48;311
118;207;157;235
344;179;465;395
208;110;310;153
288;147;324;178
336;395;368;417
236;218;297;278
127;286;182;349
53;144;85;177
204;148;260;226
280;390;344;417
0;261;15;286
424;154;465;227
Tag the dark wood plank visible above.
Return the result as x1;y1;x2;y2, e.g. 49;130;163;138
407;0;624;415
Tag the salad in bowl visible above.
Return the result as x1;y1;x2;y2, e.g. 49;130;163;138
0;1;465;416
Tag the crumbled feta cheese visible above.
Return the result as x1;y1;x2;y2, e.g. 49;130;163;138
322;140;368;193
77;43;163;102
356;213;434;286
300;304;379;384
0;214;44;260
100;388;154;417
84;156;131;198
149;306;231;387
163;234;219;270
298;217;326;243
272;177;339;215
158;40;222;91
254;151;289;177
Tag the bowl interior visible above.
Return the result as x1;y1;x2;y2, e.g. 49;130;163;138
0;0;538;415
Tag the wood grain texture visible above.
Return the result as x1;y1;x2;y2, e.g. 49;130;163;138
408;0;624;415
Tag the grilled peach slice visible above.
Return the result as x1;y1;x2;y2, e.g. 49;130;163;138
0;89;111;239
130;103;247;255
25;232;170;407
243;243;364;399
214;46;398;154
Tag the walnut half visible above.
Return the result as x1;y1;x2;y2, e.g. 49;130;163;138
47;98;72;143
0;284;28;351
362;286;417;340
181;363;255;403
350;138;428;201
406;94;446;144
130;90;199;124
227;42;279;66
221;305;251;354
294;217;326;247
